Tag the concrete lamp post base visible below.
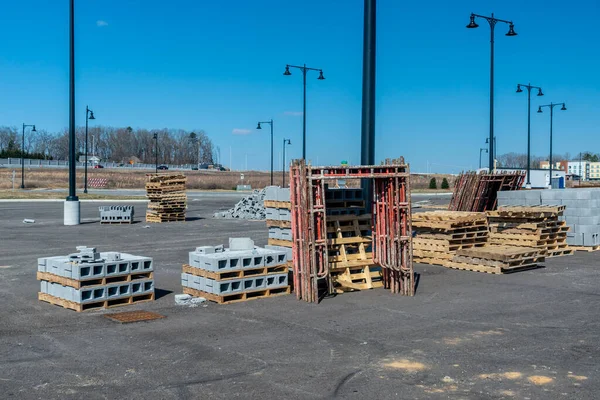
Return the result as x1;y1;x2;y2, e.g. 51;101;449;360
64;200;80;226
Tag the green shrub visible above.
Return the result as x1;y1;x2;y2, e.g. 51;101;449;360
441;178;450;189
429;178;437;189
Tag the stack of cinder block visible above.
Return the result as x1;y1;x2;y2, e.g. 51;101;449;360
497;189;600;250
325;187;366;216
146;174;187;223
181;238;290;304
486;206;572;257
99;205;134;224
264;186;293;263
37;246;155;312
412;211;489;266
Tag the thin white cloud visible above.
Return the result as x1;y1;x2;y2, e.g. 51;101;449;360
232;128;251;135
96;20;109;27
284;111;303;116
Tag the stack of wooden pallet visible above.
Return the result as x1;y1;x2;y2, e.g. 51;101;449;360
487;206;573;257
445;245;543;274
327;214;382;292
145;174;187;223
412;211;489;266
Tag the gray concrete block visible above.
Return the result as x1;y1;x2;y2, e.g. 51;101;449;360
279;209;291;221
265;245;292;262
584;233;600;246
268;227;281;240
576;225;600;235
74;287;107;303
229;237;254;251
266;273;288;288
266;207;280;220
280;228;292;241
577;216;600;225
277;187;291;202
265;186;279;201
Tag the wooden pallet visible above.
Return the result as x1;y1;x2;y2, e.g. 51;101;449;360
182;264;287;281
266;219;292;229
570;245;600;252
456;246;541;262
38;292;155;312
413;256;449;267
182;286;290;304
145;216;185;223
547;248;574;257
267;238;293;248
444;261;540;274
37;271;154;289
331;265;383;292
412;249;454;260
263;200;291;209
100;220;133;225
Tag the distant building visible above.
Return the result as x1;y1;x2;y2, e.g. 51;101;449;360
567;161;589;181
589;162;600;180
78;155;101;165
540;161;565;171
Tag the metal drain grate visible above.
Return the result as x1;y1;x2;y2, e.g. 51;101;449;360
104;310;165;324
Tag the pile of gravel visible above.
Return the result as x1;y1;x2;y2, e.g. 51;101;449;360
213;189;266;220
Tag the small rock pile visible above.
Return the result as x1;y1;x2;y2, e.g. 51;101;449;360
213;189;266;220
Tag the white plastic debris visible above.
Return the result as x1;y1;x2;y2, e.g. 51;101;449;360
23;219;35;224
175;294;192;305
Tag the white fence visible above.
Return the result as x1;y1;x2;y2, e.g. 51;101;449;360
0;158;198;171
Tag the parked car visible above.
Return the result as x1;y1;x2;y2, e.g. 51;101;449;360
191;167;199;170
93;165;104;169
157;165;169;170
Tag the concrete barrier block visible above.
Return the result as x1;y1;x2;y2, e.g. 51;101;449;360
585;233;600;246
229;237;254;251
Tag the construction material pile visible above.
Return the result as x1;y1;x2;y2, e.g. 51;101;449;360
264;186;292;262
146;174;187;222
37;246;155;312
99;205;134;224
181;238;290;304
498;189;600;250
487;206;573;258
449;171;525;212
213;189;266;219
412;211;489;266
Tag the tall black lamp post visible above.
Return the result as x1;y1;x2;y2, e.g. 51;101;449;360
538;102;567;188
516;84;544;188
282;139;291;187
83;106;95;193
64;0;79;225
283;64;325;159
467;12;517;172
256;119;274;185
21;123;36;189
153;133;158;173
479;147;488;169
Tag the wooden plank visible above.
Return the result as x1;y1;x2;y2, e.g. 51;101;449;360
182;286;290;304
266;219;292;229
444;261;540;275
263;200;291;209
38;292;154;312
182;264;287;281
570;245;600;252
268;238;293;248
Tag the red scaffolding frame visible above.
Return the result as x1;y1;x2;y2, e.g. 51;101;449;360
290;158;413;303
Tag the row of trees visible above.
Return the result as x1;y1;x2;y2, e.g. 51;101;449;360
0;126;216;165
496;152;600;168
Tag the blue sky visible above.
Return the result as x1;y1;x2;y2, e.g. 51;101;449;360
0;0;598;173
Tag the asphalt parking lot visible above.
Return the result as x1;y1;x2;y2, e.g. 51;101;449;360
0;197;598;399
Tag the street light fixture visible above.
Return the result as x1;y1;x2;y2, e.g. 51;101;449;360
467;12;517;172
84;106;96;193
485;136;496;165
516;83;544;188
538;102;567;189
21;123;36;189
282;139;291;187
479;147;488;169
283;64;325;159
256;119;274;186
